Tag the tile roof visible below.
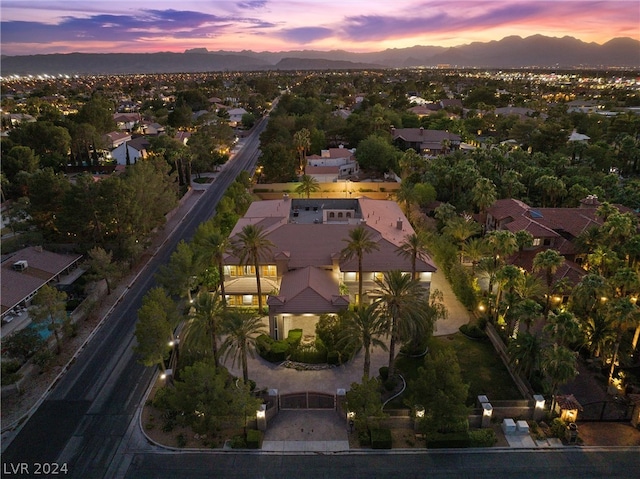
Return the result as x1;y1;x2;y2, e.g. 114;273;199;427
268;266;348;314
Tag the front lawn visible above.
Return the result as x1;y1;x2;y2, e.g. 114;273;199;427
392;333;522;407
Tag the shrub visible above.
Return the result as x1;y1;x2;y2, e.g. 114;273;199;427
550;418;567;438
468;429;497;447
33;349;54;369
246;429;262;449
229;435;246;448
370;428;392;449
286;329;303;345
256;334;291;362
383;377;397;391
425;432;470;448
176;433;187;448
358;430;371;446
290;347;327;364
327;350;340;365
379;366;389;381
459;323;486;340
449;263;477;310
1;359;23;385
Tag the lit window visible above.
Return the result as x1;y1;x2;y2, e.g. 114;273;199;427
242;295;253;305
344;272;357;281
533;238;541;246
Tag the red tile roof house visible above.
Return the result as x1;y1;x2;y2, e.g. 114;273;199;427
391;127;461;157
484;196;631;292
223;197;437;340
305;146;358;183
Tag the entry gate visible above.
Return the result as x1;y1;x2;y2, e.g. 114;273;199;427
279;391;336;410
579;399;635;422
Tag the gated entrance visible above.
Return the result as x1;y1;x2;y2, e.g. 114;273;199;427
279;392;336;410
579;399;635;422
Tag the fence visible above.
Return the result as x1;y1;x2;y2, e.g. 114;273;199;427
485;323;534;400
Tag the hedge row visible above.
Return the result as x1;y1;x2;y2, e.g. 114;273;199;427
370;428;392;449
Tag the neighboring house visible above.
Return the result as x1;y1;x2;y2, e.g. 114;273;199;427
175;131;191;145
2;113;36;127
485;196;634;291
110;137;150;165
103;131;132;149
493;106;538;119
566;99;604;114
227;107;248;126
142;122;165;136
1;246;83;322
223;197;437;339
113;113;142;132
305;146;358;182
392;127;461;156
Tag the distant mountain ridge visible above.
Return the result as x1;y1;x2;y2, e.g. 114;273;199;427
2;35;638;75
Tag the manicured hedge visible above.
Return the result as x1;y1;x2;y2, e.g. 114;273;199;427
371;428;392;449
468;429;497;447
256;334;290;362
459;323;486;340
327;350;340;365
425;432;471;448
246;429;263;449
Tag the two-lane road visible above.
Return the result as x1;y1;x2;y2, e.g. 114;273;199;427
1;117;268;479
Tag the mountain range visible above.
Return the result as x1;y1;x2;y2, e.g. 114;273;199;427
1;35;638;76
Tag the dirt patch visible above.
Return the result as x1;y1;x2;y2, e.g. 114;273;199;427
577;422;640;447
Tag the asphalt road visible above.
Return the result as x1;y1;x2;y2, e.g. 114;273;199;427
1;117;268;479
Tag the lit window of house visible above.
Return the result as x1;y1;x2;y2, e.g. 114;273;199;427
533;238;542;246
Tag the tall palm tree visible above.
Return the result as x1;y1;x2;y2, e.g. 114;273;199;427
508;331;542;381
396;231;430;280
532;249;565;315
181;291;224;367
293;128;311;174
220;309;267;383
374;270;430;377
510;298;543;334
541;344;578;411
341;226;380;307
338;304;388;379
472;177;497;224
395;182;418;223
543;311;581;348
232;224;275;314
192;221;231;306
581;314;615;359
295;174;321;198
606;297;640;382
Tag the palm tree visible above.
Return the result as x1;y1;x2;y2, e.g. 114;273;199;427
181;291;224;367
220;309;267;383
396;231;430;280
295;174;320;198
541;344;578;411
395;182;418;223
341;226;380;307
532;249;565;315
293;128;311;174
543;311;581;348
232;224;275;314
508;331;542;381
510;298;543;334
338;304;388;379
606;297;640;382
582;314;615;360
192;222;231;306
461;237;488;274
443;215;481;249
472;177;497;224
374;270;431;377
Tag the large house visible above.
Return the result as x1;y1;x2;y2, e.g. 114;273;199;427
484;196;634;288
305;146;358;182
223;197;437;340
392;127;461;157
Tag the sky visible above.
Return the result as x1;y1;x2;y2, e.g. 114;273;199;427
1;0;638;56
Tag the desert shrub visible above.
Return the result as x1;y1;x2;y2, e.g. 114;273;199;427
550;418;567;438
425;432;470;448
33;349;54;369
468;429;497;447
246;429;262;449
370;428;392;449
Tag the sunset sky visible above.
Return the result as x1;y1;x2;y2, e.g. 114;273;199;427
1;0;638;56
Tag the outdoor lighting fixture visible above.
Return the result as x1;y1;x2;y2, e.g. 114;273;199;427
347;411;355;420
257;405;266;419
478;304;486;312
415;405;425;418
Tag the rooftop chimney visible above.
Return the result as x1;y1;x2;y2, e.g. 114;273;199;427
396;218;403;230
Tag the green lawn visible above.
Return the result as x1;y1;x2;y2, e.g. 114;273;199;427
392;333;522;407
